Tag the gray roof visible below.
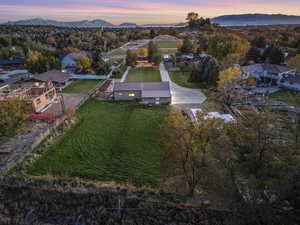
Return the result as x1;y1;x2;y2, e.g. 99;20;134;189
34;70;71;83
0;77;23;89
142;90;171;98
114;82;171;98
114;82;142;91
281;75;300;84
242;64;292;75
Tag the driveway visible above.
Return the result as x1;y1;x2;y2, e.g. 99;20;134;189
159;63;207;105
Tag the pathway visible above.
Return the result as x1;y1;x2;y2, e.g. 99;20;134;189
120;66;131;82
159;63;207;105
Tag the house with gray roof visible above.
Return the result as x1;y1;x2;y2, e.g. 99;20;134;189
33;70;71;88
278;74;300;91
113;82;171;105
241;63;296;81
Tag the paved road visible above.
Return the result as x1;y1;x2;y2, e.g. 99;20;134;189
159;63;207;105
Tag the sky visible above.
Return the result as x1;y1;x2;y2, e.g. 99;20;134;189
0;0;300;24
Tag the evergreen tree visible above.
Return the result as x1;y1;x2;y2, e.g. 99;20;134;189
246;47;261;63
180;37;194;53
189;55;220;86
262;45;284;64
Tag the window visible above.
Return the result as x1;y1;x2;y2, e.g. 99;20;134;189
129;93;135;97
118;93;123;96
155;98;160;101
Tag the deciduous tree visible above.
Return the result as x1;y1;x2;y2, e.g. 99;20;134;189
126;49;137;66
0;99;27;137
162;110;221;196
287;54;300;71
76;55;93;74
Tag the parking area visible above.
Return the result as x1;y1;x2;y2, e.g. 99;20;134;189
160;63;207;105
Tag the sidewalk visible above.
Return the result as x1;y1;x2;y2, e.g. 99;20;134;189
120;66;131;82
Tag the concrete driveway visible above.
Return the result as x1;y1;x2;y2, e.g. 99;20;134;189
160;63;207;105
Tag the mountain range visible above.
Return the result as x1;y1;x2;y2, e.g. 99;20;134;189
4;18;114;28
3;14;300;28
211;14;300;26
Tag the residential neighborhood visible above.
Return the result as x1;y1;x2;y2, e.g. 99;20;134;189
0;5;300;225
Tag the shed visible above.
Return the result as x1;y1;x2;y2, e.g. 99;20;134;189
113;81;171;104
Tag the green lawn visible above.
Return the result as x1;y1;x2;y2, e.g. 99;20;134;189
26;100;168;186
143;40;179;49
63;80;101;93
169;71;201;89
269;89;300;107
160;49;178;54
125;68;161;82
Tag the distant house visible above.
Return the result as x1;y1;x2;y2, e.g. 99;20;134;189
0;77;29;90
61;52;85;73
33;70;71;88
175;53;194;61
279;74;300;91
113;82;171;104
0;81;9;90
241;64;296;82
0;59;26;70
175;53;208;62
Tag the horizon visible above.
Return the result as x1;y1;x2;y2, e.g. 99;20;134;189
1;0;300;24
2;13;300;26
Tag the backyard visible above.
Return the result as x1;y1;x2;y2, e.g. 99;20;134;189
63;80;101;93
125;68;162;82
269;89;300;107
169;71;202;89
143;40;179;49
23;100;168;186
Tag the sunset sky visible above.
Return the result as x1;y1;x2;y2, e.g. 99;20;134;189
1;0;300;24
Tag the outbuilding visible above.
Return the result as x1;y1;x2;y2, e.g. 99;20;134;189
113;81;171;105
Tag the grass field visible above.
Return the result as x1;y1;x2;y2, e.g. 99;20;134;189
160;49;178;54
143;40;179;49
169;71;201;89
125;68;161;82
63;80;101;93
269;89;300;107
26;100;168;186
